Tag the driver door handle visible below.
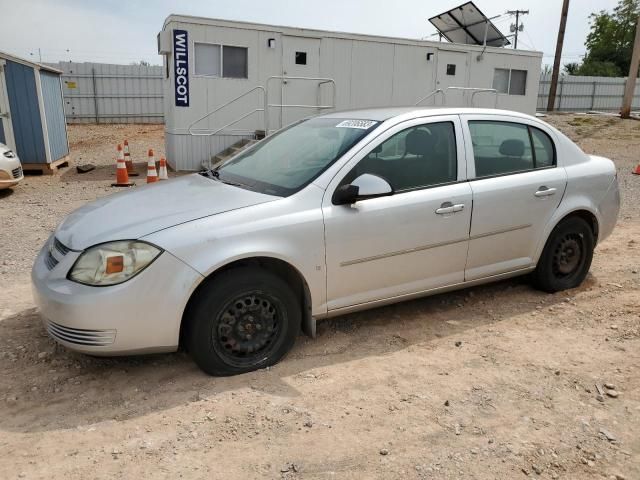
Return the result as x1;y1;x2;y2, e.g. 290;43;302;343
435;202;465;215
535;186;557;198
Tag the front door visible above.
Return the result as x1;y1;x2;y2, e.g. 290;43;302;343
323;116;472;311
280;36;321;128
0;60;15;149
436;50;468;106
462;115;568;281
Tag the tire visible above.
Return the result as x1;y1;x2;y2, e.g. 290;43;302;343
186;267;300;376
532;216;595;293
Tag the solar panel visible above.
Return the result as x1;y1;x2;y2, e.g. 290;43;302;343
429;1;510;47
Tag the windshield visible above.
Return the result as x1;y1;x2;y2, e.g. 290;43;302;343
213;117;380;196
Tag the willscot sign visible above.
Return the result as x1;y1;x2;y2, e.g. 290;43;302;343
173;29;189;107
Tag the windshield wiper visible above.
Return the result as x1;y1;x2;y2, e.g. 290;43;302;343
203;168;250;189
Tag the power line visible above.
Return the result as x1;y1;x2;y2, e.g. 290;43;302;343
506;10;529;49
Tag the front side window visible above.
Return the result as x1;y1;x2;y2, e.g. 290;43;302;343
469;121;555;178
344;122;457;191
215;118;379;196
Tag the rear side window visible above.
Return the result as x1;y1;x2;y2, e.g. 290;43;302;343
469;121;555;178
530;127;555;168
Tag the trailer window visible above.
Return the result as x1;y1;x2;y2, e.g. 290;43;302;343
492;68;527;96
194;43;248;79
223;46;248;78
195;43;221;76
295;52;307;65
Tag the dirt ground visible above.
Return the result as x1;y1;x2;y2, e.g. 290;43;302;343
0;115;639;480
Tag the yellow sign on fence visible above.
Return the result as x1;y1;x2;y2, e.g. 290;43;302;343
65;81;77;89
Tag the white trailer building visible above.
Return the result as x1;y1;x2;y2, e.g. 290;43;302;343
158;14;543;171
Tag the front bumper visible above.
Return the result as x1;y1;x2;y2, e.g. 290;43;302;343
0;164;23;189
31;238;204;355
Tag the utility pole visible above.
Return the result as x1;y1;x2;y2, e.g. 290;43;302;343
507;10;529;49
621;14;640;119
547;0;570;112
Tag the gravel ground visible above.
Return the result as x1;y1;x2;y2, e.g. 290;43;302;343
0;116;639;480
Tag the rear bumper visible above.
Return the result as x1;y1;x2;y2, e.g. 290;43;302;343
31;239;204;355
598;177;620;243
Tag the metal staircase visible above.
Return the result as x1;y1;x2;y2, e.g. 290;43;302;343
192;81;502;170
415;86;500;108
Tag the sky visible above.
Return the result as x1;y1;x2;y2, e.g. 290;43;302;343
0;0;616;67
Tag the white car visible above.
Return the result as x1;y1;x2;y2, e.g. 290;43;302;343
32;108;620;376
0;143;23;189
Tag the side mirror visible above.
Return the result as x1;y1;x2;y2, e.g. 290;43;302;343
332;174;393;205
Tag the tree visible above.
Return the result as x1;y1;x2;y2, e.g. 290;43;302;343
573;0;639;77
130;60;151;66
563;62;580;75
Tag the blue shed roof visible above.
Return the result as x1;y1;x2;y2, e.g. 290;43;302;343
0;50;62;74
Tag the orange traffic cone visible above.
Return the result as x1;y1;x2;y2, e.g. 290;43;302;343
633;162;640;175
111;144;134;187
123;140;139;176
158;157;169;180
147;149;158;183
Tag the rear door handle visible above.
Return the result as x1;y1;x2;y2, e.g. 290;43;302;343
436;202;465;215
535;186;557;198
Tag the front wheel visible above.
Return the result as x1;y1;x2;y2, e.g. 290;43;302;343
186;267;300;376
532;216;595;293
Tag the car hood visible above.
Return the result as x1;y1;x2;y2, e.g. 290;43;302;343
56;174;279;250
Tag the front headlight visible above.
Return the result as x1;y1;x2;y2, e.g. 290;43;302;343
68;240;162;286
3;150;16;158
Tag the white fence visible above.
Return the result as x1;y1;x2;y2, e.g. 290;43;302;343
537;74;640;113
47;62;164;124
46;63;640;123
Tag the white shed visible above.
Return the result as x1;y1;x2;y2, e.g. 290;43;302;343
158;15;543;171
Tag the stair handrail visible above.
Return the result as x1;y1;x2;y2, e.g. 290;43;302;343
446;87;499;108
415;89;445;106
188;85;266;136
265;76;337;135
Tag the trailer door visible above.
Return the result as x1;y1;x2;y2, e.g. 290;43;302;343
280;36;321;129
436;50;468;106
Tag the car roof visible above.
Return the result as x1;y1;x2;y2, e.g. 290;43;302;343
319;107;536;122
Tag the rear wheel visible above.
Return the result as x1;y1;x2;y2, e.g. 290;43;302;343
186;267;300;376
532;216;594;293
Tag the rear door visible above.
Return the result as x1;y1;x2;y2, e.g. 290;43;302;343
280;36;321;128
462;114;567;281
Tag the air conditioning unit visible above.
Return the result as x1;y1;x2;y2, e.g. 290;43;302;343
158;30;172;54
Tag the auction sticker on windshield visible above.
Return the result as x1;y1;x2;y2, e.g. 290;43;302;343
335;120;378;130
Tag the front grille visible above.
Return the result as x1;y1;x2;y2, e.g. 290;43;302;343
12;166;22;179
44;252;59;270
53;237;71;256
45;237;70;271
46;321;116;346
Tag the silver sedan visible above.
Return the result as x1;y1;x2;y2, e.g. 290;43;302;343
32;108;620;376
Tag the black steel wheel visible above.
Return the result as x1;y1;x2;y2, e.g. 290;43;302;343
532;216;594;293
213;292;283;368
186;267;300;376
